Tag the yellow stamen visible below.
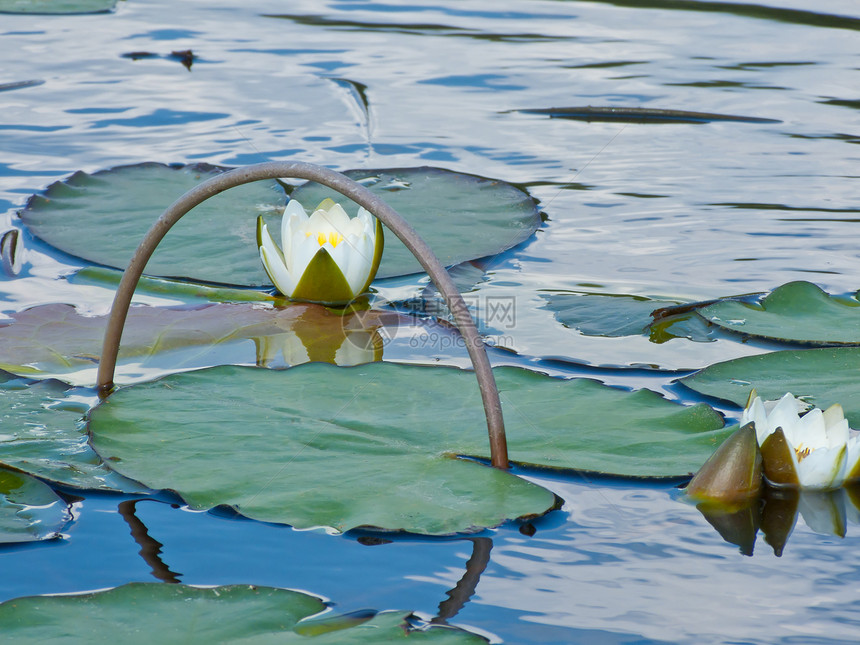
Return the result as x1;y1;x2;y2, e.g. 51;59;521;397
329;232;343;247
795;444;812;462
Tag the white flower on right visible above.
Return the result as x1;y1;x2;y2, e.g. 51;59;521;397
742;391;860;490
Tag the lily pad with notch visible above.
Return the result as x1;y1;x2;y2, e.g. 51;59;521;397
680;346;860;428
695;281;860;345
88;363;727;534
19;163;540;287
19;162;287;287
0;582;488;643
288;166;542;278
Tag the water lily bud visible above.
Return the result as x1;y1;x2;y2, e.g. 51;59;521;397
686;423;762;506
257;198;384;305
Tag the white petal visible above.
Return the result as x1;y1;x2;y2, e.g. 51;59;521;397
743;397;772;444
739;396;756;426
291;236;323;283
283;199;308;231
284;199;307;216
329;240;366;295
306;209;337;236
355;230;375;268
323;202;352;228
282;200;309;256
326;239;355;290
823;402;847;428
765;392;808;416
357;207;375;235
310;202;351;239
790;408;827;451
796;444;846;489
343;215;365;238
840;433;860;484
259;243;296;296
343;233;374;293
344;228;373;262
768;393;803;438
823;403;850;447
282;212;308;274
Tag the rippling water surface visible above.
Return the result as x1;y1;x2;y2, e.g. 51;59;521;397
1;1;859;643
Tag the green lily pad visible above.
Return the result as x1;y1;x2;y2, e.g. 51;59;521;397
680;347;860;427
88;363;726;534
0;465;71;542
19;163;286;286
20;164;539;286
0;375;142;492
289;167;541;278
0;583;487;643
696;281;860;345
0;301;412;385
0;0;116;13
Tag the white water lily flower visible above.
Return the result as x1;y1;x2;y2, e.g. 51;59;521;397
257;198;383;305
742;391;860;490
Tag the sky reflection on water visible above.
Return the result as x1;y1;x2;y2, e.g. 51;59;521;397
1;0;859;642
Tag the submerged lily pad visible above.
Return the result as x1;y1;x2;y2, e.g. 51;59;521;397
68;266;275;303
680;347;860;427
289;167;541;278
696;281;860;345
0;0;116;13
541;291;683;337
0;466;71;542
0;301;414;385
0;375;141;491
0;583;487;643
541;291;731;344
89;363;726;534
19;163;286;286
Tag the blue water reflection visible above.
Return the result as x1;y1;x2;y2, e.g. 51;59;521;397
1;0;860;642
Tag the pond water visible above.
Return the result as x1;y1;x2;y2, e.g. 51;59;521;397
1;0;859;642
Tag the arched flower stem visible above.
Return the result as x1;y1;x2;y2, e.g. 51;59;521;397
96;161;509;469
